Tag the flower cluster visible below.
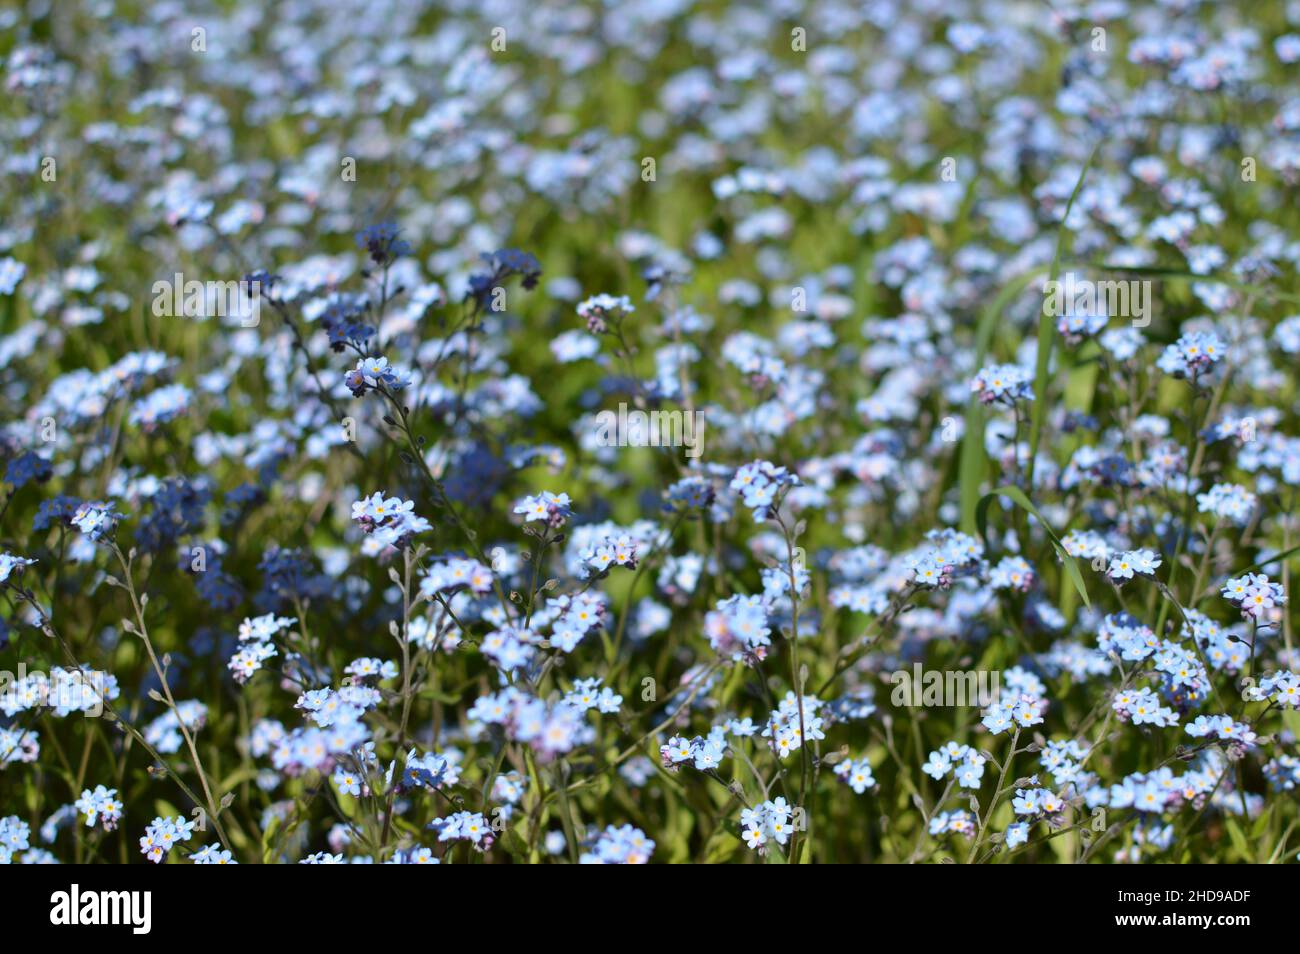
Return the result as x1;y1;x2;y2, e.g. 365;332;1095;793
923;742;987;789
580;535;638;576
228;613;294;684
970;364;1034;405
1112;686;1180;728
514;491;572;528
0;552;36;583
351;493;431;551
139;816;196;863
344;356;411;397
69;501;124;542
662;729;728;772
428;811;494;851
1250;671;1300;708
75;786;123;832
144;701;208;755
0;816;31;864
704;594;772;661
834;756;877;795
1011;788;1066;819
1106;549;1161;583
1157;332;1226;379
579;824;654;864
762;692;825;760
739;798;797;851
910;529;985;589
467;688;595;762
577;294;635;334
1222;573;1287;623
729;461;799;522
1196;483;1257;525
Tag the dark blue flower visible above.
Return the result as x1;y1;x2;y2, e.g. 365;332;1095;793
5;452;52;489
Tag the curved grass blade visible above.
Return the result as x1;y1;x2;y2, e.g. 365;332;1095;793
1026;141;1101;490
958;267;1048;533
977;484;1091;609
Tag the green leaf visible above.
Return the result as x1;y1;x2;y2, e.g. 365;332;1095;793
500;827;529;859
417;687;464;705
765;841;789;864
1284;709;1300;742
702;826;741;864
1224;817;1252;861
261;813;282;864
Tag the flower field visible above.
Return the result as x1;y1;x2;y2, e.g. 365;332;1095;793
1;0;1299;865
